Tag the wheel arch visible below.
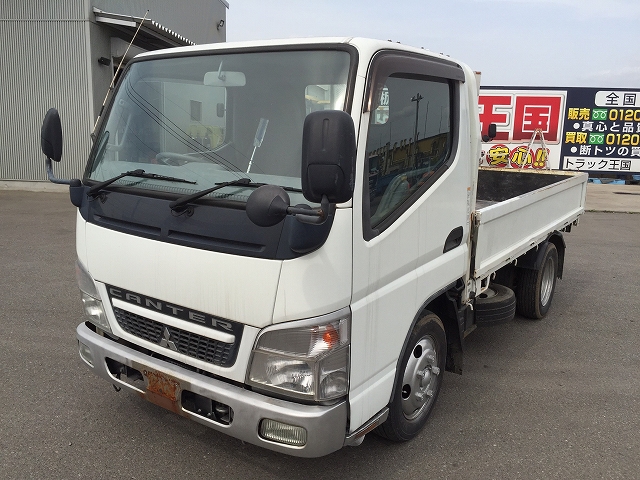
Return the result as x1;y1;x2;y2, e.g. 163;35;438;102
517;232;566;279
547;234;566;279
387;280;465;405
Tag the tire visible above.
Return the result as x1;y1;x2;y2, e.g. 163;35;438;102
375;312;446;442
492;264;516;291
516;242;558;319
475;283;516;326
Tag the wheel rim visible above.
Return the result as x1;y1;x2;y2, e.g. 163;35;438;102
540;256;555;306
401;336;440;420
478;287;497;299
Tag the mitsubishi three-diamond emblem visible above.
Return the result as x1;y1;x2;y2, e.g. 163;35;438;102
158;327;178;352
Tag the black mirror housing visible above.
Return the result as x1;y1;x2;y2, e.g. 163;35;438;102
301;110;356;204
41;108;63;162
482;122;497;142
40;108;81;192
246;184;290;227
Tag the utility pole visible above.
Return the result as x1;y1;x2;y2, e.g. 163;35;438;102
411;93;423;166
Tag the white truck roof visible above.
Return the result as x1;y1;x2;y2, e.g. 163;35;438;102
135;36;460;68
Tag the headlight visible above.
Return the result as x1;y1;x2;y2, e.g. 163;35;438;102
247;309;350;402
76;260;111;333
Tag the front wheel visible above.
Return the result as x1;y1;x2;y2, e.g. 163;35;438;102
376;312;446;442
516;242;558;319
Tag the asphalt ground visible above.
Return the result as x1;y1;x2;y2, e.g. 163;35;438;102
1;190;639;479
585;183;640;213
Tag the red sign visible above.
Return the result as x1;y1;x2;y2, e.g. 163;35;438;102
479;93;564;144
478;95;511;141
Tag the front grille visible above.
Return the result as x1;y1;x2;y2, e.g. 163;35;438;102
113;307;238;367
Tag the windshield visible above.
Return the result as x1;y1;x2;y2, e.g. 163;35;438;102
87;49;353;203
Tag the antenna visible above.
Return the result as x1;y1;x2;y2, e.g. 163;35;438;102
92;9;150;134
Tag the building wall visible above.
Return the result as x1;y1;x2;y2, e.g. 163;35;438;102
88;21;114;128
0;0;227;184
0;3;87;19
91;0;228;45
0;10;93;181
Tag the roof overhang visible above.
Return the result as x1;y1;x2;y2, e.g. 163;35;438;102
93;8;195;49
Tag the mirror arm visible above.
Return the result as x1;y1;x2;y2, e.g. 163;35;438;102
288;195;330;225
45;158;72;185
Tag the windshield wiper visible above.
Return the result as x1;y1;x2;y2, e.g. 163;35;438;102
169;179;303;212
88;169;196;197
169;178;256;211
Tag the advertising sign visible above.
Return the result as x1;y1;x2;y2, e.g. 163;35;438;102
479;87;640;174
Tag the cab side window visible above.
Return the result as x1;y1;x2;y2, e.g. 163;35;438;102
367;75;452;227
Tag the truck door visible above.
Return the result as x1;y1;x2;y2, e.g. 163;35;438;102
348;52;472;431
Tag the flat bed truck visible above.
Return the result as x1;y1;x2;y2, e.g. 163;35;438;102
39;37;587;457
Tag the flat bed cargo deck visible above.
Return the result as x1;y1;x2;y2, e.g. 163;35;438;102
473;167;588;280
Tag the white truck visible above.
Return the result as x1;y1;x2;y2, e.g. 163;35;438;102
40;37;587;457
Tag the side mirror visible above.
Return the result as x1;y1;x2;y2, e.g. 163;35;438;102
301;110;356;204
245;185;290;227
40;108;82;205
482;123;497;142
41;108;63;162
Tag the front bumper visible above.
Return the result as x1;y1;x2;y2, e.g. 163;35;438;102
77;323;348;457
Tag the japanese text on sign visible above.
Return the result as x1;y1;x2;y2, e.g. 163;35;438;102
594;91;640;108
479;93;564;143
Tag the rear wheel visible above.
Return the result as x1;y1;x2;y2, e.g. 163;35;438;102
516;243;558;319
376;312;446;442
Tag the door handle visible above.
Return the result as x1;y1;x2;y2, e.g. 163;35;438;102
443;226;463;253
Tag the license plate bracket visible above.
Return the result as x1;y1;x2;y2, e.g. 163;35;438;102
142;368;182;413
